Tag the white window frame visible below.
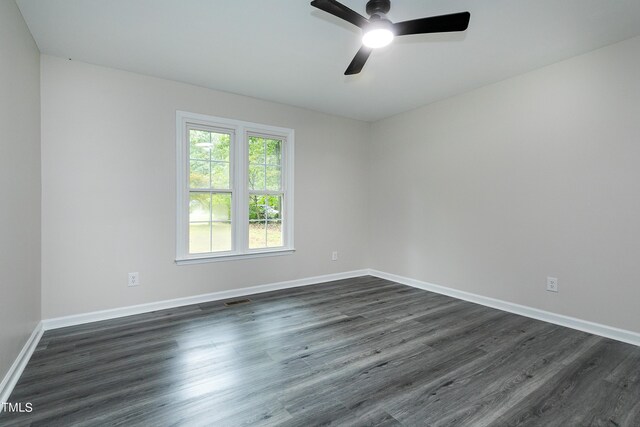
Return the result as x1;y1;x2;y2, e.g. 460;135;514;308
176;111;294;264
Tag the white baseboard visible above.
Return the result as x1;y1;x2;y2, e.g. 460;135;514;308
0;322;44;409
42;269;370;330
41;268;640;346
369;269;640;347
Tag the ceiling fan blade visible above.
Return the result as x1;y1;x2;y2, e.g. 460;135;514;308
310;0;369;29
393;11;470;36
344;46;372;75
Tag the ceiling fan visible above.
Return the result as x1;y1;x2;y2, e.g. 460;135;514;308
310;0;471;75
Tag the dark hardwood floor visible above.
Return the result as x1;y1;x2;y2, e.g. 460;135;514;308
1;276;639;426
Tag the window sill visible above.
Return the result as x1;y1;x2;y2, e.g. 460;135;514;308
175;248;295;265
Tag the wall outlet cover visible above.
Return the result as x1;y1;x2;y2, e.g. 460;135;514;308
128;272;140;287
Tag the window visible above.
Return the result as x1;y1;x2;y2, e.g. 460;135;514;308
176;111;294;263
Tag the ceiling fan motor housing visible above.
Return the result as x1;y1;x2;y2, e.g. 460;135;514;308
366;0;391;17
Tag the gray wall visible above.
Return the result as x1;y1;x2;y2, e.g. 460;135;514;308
0;0;41;381
40;55;370;318
37;31;640;334
369;35;640;333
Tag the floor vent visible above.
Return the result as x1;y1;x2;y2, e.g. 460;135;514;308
224;298;252;307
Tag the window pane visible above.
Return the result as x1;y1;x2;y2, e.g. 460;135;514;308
249;220;266;249
189;222;211;253
212;221;232;252
249;195;265;221
190;129;230;162
189;193;210;222
189;194;231;254
249;164;265;191
211;162;230;189
266;139;281;165
249;195;281;220
266;195;282;220
248;195;282;249
189;130;211;160
267;220;282;247
210;133;230;162
249;137;265;164
190;160;210;189
266;166;281;191
211;194;231;221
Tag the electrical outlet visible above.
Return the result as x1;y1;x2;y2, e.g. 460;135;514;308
128;272;140;287
546;277;558;293
331;251;338;261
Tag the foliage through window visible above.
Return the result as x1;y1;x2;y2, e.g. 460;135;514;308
176;112;294;262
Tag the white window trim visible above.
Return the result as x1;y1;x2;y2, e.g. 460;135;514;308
175;111;294;264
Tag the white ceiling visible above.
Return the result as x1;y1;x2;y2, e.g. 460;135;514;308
16;0;640;121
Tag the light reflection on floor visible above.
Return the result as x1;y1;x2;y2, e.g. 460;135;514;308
176;332;240;400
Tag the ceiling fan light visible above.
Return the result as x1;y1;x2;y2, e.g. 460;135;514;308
362;20;394;48
362;28;394;48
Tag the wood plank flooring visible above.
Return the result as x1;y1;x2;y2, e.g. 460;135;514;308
1;276;639;426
